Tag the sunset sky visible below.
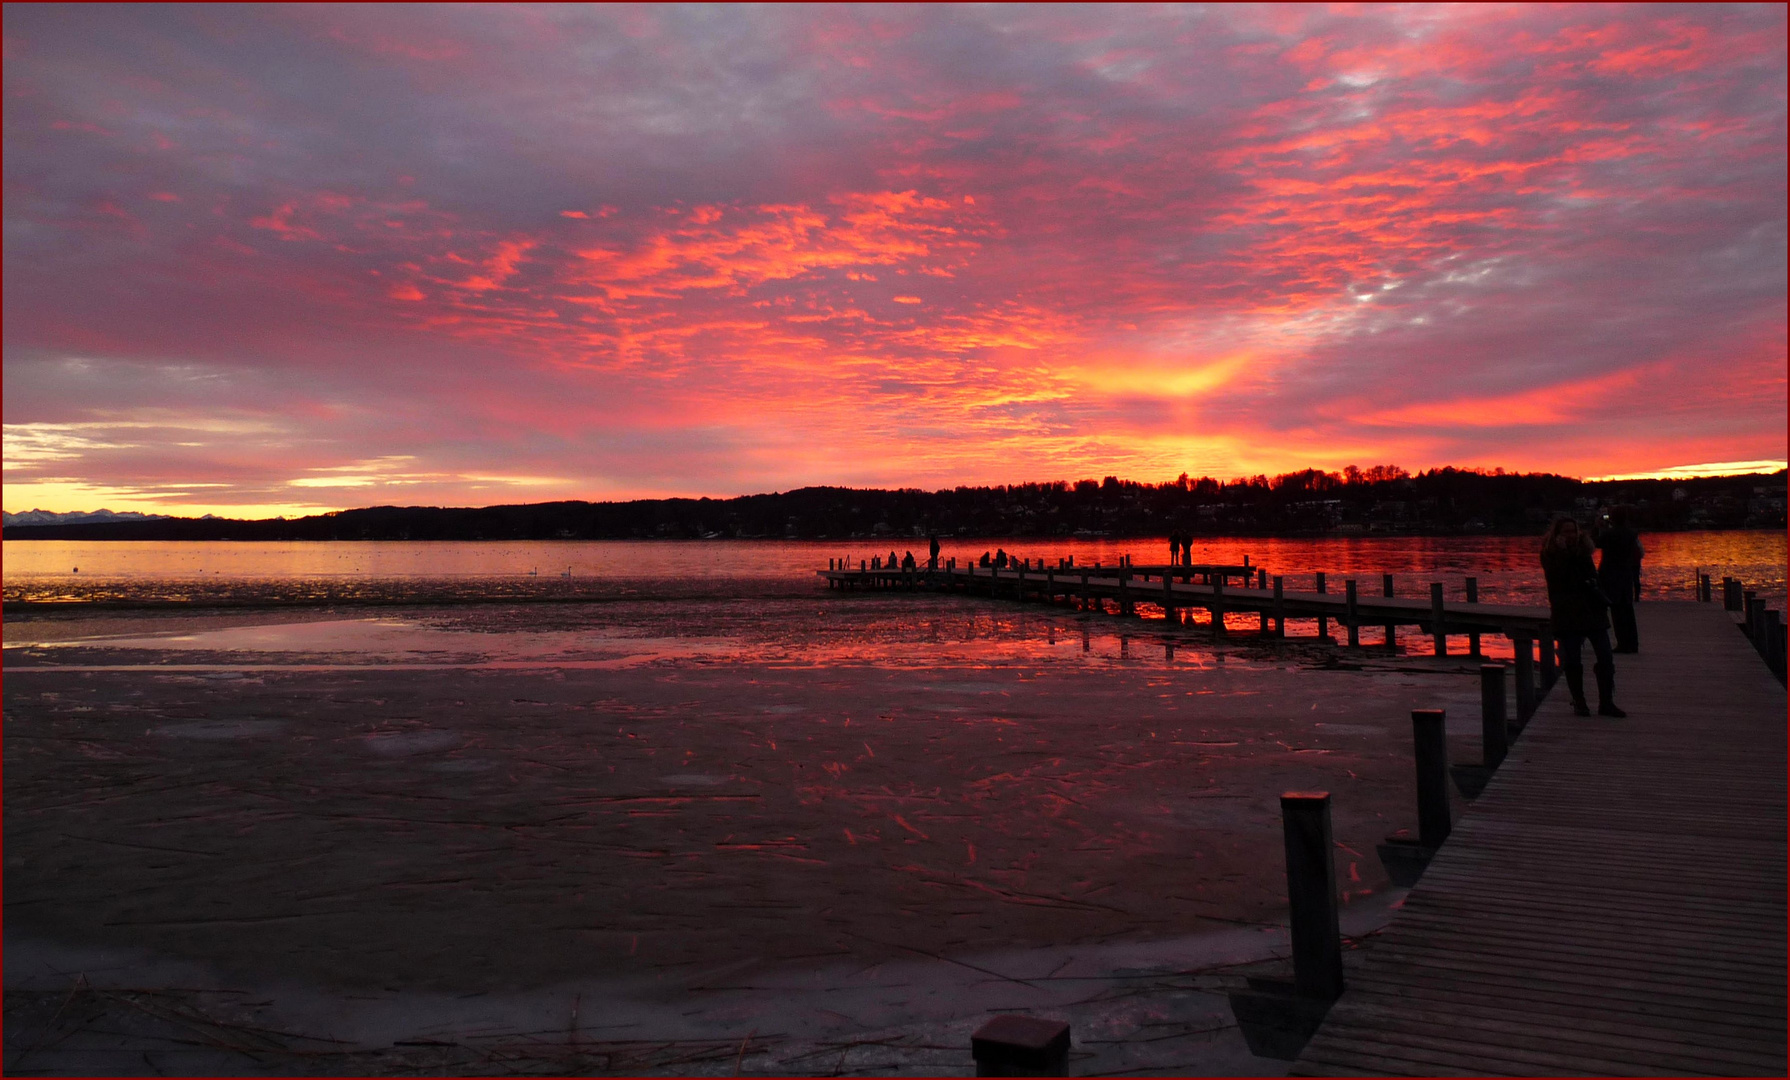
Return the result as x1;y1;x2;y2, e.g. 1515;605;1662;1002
4;3;1785;518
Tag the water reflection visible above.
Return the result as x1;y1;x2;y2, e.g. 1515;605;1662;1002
5;532;1784;606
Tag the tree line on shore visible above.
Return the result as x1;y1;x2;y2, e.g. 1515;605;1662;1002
5;466;1784;542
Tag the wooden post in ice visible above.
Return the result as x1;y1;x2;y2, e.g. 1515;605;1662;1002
1481;664;1508;769
1430;582;1446;656
1412;709;1450;849
1315;571;1329;642
1465;577;1481;657
972;1015;1070;1077
1382;573;1397;652
1512;635;1535;722
1345;579;1359;647
1281;792;1344;1000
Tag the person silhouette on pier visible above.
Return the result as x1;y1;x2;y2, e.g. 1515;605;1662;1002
994;548;1009;569
1168;532;1180;566
901;550;916;571
887;550;899;569
980;551;992;568
928;534;940;569
1596;506;1643;653
1180;536;1192;566
1541;516;1623;717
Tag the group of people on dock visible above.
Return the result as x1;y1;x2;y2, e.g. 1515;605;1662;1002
853;512;1645;722
1541;506;1644;718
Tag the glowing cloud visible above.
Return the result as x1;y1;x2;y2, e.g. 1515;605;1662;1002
2;4;1783;515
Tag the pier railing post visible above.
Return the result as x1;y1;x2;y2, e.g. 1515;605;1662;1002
1723;577;1739;611
1481;664;1508;768
1744;591;1759;639
1465;577;1481;657
1512;636;1535;722
1344;579;1359;647
1212;574;1226;635
1430;582;1446;656
1163;572;1175;622
1382;574;1396;651
1273;575;1285;637
1412;710;1450;848
1315;572;1329;642
1280;792;1344;1001
1698;573;1711;603
1080;571;1090;612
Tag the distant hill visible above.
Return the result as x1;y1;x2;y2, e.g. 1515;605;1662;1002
3;508;173;528
5;468;1784;541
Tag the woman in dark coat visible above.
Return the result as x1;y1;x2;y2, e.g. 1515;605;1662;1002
1540;516;1624;717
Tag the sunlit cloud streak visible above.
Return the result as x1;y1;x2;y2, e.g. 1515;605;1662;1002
3;3;1784;515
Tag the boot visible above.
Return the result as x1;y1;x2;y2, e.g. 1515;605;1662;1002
1595;662;1625;717
1564;667;1591;716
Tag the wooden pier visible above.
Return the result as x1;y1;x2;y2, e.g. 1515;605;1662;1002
824;556;1786;1073
1291;600;1788;1076
819;561;1553;651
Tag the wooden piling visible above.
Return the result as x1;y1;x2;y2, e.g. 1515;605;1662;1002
1280;792;1345;1001
1465;577;1480;656
1512;635;1535;721
1382;574;1396;652
1273;575;1285;638
971;1015;1070;1077
1412;709;1450;849
1344;579;1359;647
1481;664;1507;768
1430;582;1446;656
1212;574;1227;635
1315;572;1329;641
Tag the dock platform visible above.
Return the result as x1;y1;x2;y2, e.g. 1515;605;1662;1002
819;563;1554;646
1292;601;1787;1076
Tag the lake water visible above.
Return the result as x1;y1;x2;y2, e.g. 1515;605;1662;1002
5;531;1783;607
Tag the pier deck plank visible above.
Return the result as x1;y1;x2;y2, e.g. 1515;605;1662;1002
1291;601;1787;1077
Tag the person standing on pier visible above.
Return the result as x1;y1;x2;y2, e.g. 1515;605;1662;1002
1168;532;1181;566
928;534;940;570
1596;506;1643;653
1541;517;1625;717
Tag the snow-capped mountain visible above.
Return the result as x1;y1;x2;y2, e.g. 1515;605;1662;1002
3;508;173;527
